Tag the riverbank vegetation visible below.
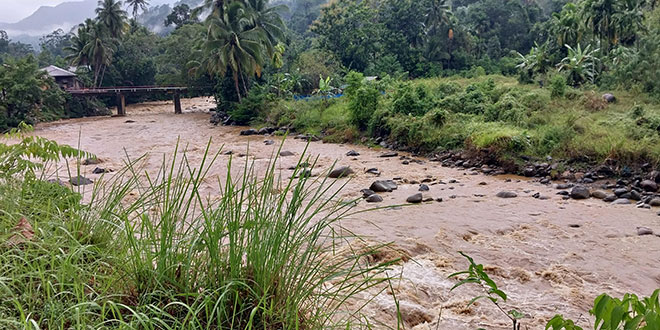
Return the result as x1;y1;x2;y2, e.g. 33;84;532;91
0;131;396;328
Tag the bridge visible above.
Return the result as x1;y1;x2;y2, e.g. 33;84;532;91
68;86;188;116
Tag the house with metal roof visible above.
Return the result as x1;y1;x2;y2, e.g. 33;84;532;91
41;65;82;90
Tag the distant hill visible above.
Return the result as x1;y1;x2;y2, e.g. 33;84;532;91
0;0;202;39
0;0;97;37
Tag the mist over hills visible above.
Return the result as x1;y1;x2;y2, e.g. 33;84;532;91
0;0;197;44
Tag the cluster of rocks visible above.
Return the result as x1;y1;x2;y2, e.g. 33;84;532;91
362;178;440;204
556;176;660;212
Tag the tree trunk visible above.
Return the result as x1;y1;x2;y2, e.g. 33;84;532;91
233;71;241;103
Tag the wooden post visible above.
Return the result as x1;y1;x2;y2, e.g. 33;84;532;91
174;92;182;114
116;93;126;116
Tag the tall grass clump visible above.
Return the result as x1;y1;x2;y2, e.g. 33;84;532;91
0;132;396;329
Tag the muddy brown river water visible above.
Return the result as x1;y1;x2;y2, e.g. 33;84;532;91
32;98;660;329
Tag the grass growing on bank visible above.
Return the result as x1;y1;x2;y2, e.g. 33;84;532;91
0;136;397;329
262;74;660;167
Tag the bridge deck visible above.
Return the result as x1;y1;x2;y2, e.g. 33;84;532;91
67;86;187;116
68;86;187;95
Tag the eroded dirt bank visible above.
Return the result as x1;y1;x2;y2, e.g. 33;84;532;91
33;98;660;329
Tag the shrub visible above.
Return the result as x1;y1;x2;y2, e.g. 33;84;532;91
228;87;270;125
425;108;449;126
344;71;364;98
581;91;608;111
486;93;526;124
390;83;436;116
435;81;463;98
349;85;380;130
550;74;567;98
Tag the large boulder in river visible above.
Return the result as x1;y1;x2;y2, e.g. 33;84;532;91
70;176;93;186
328;166;354;178
570;186;591;200
370;180;398;192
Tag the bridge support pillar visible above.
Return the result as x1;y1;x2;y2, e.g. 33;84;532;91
173;92;182;114
116;93;126;116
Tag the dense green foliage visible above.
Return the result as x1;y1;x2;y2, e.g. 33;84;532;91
0;58;67;131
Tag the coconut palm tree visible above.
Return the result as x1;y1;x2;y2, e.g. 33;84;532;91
65;19;95;67
83;23;117;87
425;0;452;36
125;0;150;19
199;1;267;101
242;0;287;54
96;0;127;38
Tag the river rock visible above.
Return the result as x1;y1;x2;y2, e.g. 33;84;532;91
361;189;375;198
240;129;257;136
370;180;398;192
496;191;518;198
555;183;573;190
365;194;383;203
328;166;354;178
640;180;658;192
380;151;399;158
419;184;430;192
591;190;608;199
70;176;93;186
280;151;295;157
92;167;110;174
346;150;360;157
366;168;381;175
637;227;653;236
264;140;275;145
258;127;276;135
630;190;642;201
611;198;631;205
649;198;660;207
570;186;591;200
614;188;629;196
82;158;101;165
603;93;616;103
406;193;423;204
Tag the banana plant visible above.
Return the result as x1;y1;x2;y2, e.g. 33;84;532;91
557;44;601;86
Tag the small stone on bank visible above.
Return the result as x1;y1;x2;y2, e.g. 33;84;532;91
370;180;398;192
418;184;430;192
380;151;399;158
591;190;608;199
346;150;360;157
611;198;631;205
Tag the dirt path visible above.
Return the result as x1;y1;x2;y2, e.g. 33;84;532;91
33;98;660;329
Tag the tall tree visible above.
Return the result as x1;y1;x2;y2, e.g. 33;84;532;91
126;0;150;19
96;0;128;38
